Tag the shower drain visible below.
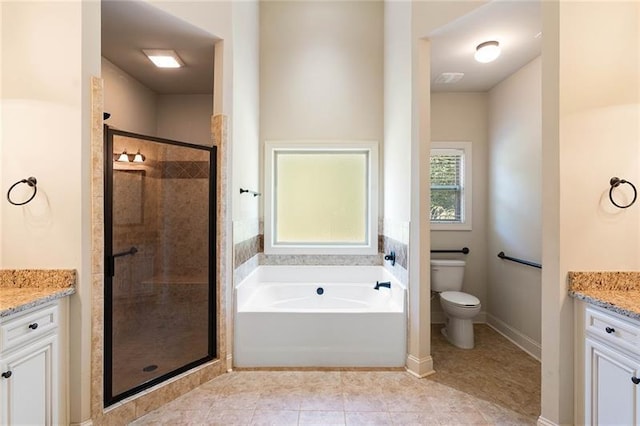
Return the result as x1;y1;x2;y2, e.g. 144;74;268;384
142;364;158;372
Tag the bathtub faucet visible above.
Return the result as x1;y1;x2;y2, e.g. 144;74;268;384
374;281;391;290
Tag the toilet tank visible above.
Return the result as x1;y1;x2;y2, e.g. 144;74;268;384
430;259;465;292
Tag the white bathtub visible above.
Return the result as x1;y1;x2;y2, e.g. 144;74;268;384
234;265;406;368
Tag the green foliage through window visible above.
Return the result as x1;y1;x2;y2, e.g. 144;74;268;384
430;150;463;223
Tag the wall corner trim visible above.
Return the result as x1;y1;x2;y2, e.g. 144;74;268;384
69;421;94;426
536;416;558;426
226;354;233;372
405;354;434;378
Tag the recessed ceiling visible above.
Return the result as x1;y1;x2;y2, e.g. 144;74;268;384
430;1;541;93
101;0;217;95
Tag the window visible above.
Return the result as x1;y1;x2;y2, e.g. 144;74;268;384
265;141;378;254
430;141;472;230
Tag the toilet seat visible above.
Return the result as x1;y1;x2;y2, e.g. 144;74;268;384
440;291;480;307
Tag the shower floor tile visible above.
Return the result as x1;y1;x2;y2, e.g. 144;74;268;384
130;325;539;425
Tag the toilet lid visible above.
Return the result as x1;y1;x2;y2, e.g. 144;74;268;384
440;291;480;307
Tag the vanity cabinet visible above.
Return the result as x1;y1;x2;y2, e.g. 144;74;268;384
583;305;640;425
0;301;66;425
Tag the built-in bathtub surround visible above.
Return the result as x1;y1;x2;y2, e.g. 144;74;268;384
234;265;406;368
90;74;229;425
234;254;260;286
380;235;407;269
234;234;263;267
568;271;640;320
261;253;382;266
0;269;76;316
381;219;410;285
232;219;262;299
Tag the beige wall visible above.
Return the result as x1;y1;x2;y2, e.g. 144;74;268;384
430;92;489;321
149;1;232;116
0;1;100;423
487;57;542;358
232;0;260;226
102;57;157;136
383;0;412;239
103;58;213;145
260;1;383;142
541;2;640;424
156;94;213;146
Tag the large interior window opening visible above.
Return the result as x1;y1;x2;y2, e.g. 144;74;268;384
265;141;378;255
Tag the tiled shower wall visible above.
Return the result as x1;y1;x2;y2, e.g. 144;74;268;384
111;137;211;322
156;154;210;278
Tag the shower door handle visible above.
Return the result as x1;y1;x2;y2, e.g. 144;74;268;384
106;246;138;277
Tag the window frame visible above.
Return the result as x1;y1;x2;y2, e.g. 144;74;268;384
264;141;379;255
430;141;472;231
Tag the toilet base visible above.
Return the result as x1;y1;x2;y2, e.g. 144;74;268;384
442;317;474;349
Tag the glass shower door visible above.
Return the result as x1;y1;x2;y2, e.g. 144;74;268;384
104;127;216;406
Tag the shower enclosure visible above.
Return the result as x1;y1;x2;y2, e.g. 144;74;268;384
104;127;216;406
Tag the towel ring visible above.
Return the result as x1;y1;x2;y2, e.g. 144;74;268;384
609;177;637;209
7;177;38;206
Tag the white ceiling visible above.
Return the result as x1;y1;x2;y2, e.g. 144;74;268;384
102;0;539;95
101;0;217;95
430;1;542;93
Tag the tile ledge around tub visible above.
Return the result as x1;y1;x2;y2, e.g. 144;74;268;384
569;289;640;322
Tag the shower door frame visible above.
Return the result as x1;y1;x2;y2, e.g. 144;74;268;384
103;126;217;407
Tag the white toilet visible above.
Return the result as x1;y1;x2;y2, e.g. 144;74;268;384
430;259;481;349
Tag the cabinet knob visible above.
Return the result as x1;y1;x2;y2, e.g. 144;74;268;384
28;323;38;330
632;376;640;385
1;371;12;379
605;326;615;334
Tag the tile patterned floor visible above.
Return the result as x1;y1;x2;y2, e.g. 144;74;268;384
131;325;539;425
428;324;540;419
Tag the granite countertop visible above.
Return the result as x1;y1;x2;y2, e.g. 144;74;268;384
0;270;76;317
568;272;640;321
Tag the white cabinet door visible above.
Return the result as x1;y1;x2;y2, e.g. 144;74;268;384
586;337;640;426
0;334;58;426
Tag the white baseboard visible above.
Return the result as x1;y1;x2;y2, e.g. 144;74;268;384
486;314;541;361
537;415;558;426
405;354;434;378
431;310;487;324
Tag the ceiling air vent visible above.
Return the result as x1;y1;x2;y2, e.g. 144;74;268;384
434;72;465;85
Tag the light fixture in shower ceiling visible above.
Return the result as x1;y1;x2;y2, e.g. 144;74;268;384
474;41;501;63
143;49;184;68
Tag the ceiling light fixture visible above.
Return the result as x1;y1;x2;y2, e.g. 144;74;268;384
142;49;184;68
474;41;501;63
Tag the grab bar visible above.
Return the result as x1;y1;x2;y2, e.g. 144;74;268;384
497;251;541;269
106;247;138;278
431;247;470;254
113;246;138;258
